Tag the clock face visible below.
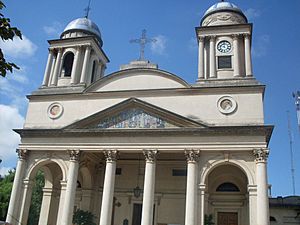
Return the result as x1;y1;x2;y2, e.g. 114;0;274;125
217;40;232;53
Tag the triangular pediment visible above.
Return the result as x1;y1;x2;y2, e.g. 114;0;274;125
64;98;208;130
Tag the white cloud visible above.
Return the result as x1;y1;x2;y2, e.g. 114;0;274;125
43;21;63;37
151;35;167;56
0;105;24;164
245;8;261;20
252;35;270;58
0;167;13;177
0;35;37;59
0;68;29;110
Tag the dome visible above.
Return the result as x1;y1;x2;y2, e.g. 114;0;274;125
61;17;103;45
201;1;247;26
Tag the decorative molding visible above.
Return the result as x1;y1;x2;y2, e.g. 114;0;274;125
68;150;81;161
217;96;237;115
103;150;118;162
47;102;64;119
184;149;200;163
253;148;269;162
199;36;205;42
209;35;216;41
202;13;245;26
143;150;158;163
243;33;251;39
232;34;240;40
16;149;28;160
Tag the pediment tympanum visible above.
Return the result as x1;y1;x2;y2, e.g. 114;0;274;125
64;98;207;130
90;108;177;129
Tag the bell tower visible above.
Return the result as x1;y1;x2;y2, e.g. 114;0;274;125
196;1;253;82
41;17;109;90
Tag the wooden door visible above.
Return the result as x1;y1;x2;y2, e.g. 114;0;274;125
218;212;238;225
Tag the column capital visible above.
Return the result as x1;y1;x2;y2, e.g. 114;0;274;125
209;35;216;41
232;34;241;40
16;149;28;160
184;149;200;163
243;33;251;39
68;150;81;162
143;150;158;163
253;148;269;163
103;150;118;162
199;36;205;42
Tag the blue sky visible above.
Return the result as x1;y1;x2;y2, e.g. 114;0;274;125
0;0;299;197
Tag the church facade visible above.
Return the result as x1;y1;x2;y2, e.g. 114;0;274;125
6;2;273;225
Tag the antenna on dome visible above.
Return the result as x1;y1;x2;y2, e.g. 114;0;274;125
84;0;92;18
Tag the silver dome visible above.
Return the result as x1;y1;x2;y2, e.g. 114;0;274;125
202;1;247;22
61;17;102;44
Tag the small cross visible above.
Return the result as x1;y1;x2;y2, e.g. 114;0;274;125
84;0;92;18
130;29;156;61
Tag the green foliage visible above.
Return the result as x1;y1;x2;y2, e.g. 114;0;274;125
204;214;214;225
0;0;22;77
0;169;15;221
73;209;96;225
27;170;45;225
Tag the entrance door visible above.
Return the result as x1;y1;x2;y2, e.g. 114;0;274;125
217;212;238;225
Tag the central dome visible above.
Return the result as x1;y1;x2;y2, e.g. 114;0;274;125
61;17;103;46
201;1;247;26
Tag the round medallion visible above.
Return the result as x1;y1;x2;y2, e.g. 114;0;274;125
217;96;237;115
48;102;64;119
217;40;232;53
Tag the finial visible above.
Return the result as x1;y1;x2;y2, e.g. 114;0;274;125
84;0;92;18
130;29;157;61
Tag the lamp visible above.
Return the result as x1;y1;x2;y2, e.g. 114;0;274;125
133;155;142;198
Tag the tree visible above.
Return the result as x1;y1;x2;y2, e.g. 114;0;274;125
27;170;44;225
0;0;22;77
73;209;96;225
0;169;15;221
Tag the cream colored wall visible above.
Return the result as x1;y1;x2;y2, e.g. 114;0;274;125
24;90;264;128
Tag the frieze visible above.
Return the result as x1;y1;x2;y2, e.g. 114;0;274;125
202;13;245;26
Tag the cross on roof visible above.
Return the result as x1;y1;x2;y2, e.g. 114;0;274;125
130;29;156;61
84;0;92;18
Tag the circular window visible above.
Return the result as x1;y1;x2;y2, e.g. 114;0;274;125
217;96;237;115
48;102;64;119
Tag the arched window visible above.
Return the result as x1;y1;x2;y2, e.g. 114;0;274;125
91;60;97;83
62;52;74;77
216;182;240;192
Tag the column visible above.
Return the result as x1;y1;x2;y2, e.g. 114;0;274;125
97;62;103;79
209;36;216;78
248;185;257;225
253;148;269;225
244;33;253;77
99;150;118;225
6;149;28;224
199;184;206;225
198;36;205;80
61;150;81;225
233;34;240;77
42;49;55;86
38;187;53;225
19;179;34;225
141;150;158;225
184;150;200;225
51;48;63;86
80;46;92;84
56;181;67;225
71;47;81;85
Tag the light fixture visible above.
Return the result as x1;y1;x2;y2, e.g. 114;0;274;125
133;154;142;198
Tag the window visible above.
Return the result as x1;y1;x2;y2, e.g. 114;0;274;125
91;60;97;83
216;182;240;192
62;52;74;77
172;169;187;176
218;56;232;69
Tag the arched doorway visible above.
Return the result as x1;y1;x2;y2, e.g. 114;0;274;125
206;164;249;225
21;161;64;225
